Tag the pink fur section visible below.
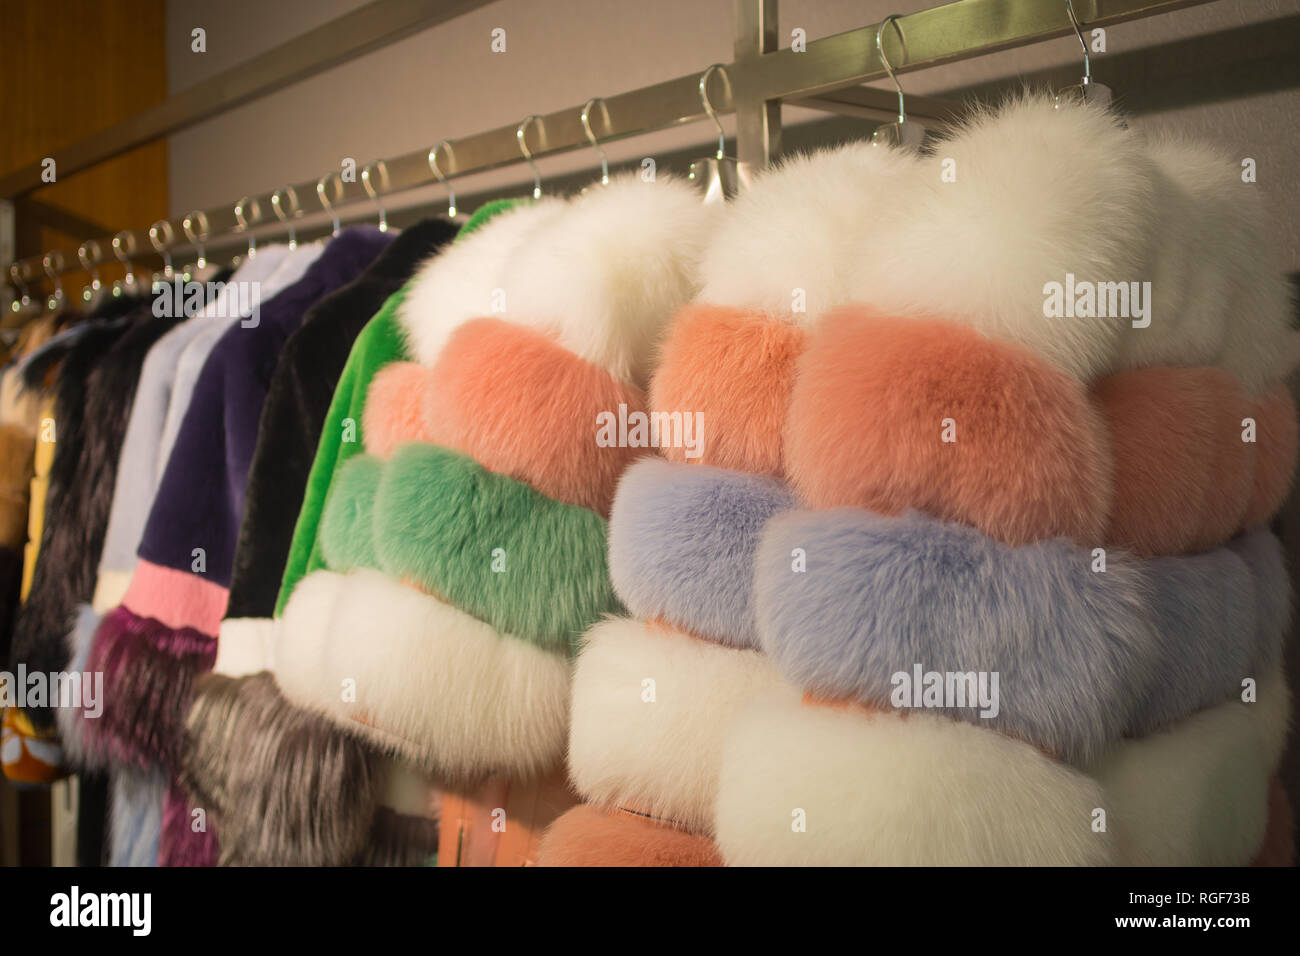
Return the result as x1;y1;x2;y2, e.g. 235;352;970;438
1093;368;1252;555
423;318;649;516
1244;385;1299;529
648;304;805;478
785;308;1112;546
538;804;722;867
362;362;436;458
122;559;229;636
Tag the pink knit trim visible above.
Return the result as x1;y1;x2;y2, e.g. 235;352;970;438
122;559;229;637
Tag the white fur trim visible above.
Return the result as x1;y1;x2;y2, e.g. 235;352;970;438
273;568;571;782
213;616;278;677
399;176;715;387
1087;663;1289;866
715;666;1289;866
699;141;925;327
715;685;1116;866
568;617;784;833
1119;137;1298;396
849;95;1154;383
699;96;1293;390
398;199;567;369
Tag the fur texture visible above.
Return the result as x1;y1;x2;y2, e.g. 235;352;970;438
181;671;382;866
82;605;217;771
538;805;723;867
568;616;784;833
211;616;278;678
699;141;925;326
318;453;384;573
608;458;794;648
55;604;102;769
422;318;650;515
397;199;568;369
854;95;1154;382
275;296;412;614
1093;368;1294;554
224;219;456;623
755;507;1286;764
715;685;1116;866
274;569;572;782
157;781;218;866
366;444;619;654
7;312;154;728
1122;136;1298;395
1084;665;1289;866
1244;385;1299;528
647;305;805;477
401;176;714;388
361;361;437;459
785;308;1113;546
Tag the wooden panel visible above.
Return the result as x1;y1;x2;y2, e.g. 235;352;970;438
0;0;166;862
0;0;168;293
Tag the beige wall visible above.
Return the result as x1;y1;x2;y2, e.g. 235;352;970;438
165;0;1300;265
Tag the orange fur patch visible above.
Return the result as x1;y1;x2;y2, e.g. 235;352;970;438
648;304;805;478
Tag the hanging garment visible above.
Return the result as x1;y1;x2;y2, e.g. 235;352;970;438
171;217;458;866
81;227;391;866
178;201;535;866
547;98;1297;867
0;315;61;664
150;242;325;489
218;218;459;671
5;313;140;765
92;253;286;614
263;177;715;865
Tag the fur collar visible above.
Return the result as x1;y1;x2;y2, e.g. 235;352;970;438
755;506;1287;765
397;175;715;388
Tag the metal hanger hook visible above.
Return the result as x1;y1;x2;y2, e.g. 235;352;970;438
149;219;176;280
272;184;301;249
581;98;610;185
9;263;33;313
427;141;458;218
183;210;210;270
42;251;65;310
699;64;731;160
112;230;139;293
1065;0;1091;84
361;160;390;231
517;116;543;199
77;240;103;301
315;175;341;237
876;14;908;124
234;196;260;258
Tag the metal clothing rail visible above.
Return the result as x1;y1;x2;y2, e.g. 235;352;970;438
6;0;1214;289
